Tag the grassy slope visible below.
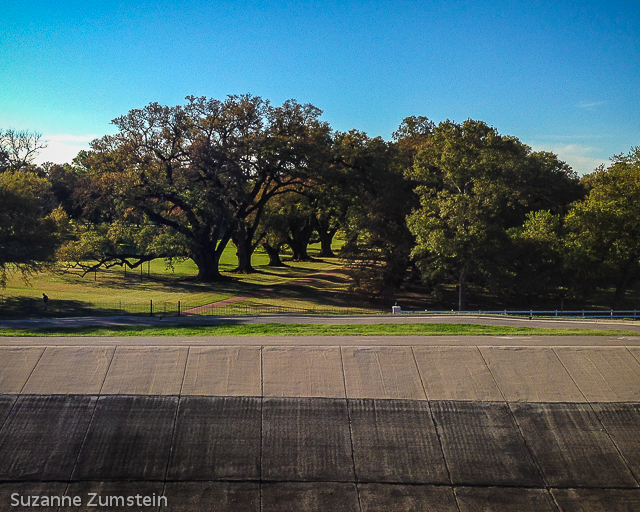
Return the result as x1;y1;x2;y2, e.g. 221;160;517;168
0;323;634;337
0;242;373;315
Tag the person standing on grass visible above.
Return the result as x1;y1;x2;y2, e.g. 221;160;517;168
42;293;49;311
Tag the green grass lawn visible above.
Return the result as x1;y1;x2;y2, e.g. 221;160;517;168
0;242;373;317
0;323;634;337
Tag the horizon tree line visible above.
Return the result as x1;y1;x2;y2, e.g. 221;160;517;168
1;96;639;309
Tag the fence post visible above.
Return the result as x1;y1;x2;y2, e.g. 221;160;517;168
178;301;181;316
150;299;153;317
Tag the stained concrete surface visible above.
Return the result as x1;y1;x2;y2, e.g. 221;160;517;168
100;347;188;395
262;347;345;398
348;399;448;484
341;347;426;400
21;347;113;395
162;482;260;512
181;347;261;396
0;395;96;481
551;488;640;512
261;482;360;512
1;338;640;510
358;484;457;512
591;403;640;481
510;402;639;488
480;347;586;402
0;347;43;393
554;347;640;402
72;396;178;481
412;346;503;401
167;396;260;481
431;401;542;486
261;397;353;482
454;486;558;512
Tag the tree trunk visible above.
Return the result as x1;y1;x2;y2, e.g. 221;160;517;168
191;248;223;281
263;241;285;267
232;222;256;273
289;235;311;261
458;264;468;311
611;261;636;309
287;216;314;261
317;227;337;257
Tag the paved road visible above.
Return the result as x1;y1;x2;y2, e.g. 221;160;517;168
1;335;640;510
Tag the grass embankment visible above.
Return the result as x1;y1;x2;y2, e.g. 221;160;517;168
0;323;634;337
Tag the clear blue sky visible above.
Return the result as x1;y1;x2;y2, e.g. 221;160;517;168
1;0;638;174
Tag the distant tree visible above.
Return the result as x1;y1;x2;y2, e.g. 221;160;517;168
337;130;416;294
63;95;330;280
406;119;581;310
0;129;46;172
564;148;640;308
0;171;67;286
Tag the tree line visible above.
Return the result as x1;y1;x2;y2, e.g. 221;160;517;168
1;96;639;309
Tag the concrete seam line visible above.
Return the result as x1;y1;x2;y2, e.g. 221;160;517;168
163;395;182;484
589;402;640;487
177;346;190;397
339;347;363;512
17;346;46;395
477;346;508;403
67;393;101;484
97;346;118;397
627;346;640;367
551;348;590;403
410;346;429;400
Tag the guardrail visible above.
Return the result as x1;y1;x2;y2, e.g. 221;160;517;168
395;309;639;320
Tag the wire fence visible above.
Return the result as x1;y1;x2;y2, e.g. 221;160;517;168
0;297;376;318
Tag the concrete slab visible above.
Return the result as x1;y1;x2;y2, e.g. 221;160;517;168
348;399;448;484
551;488;640;512
63;481;164;511
261;482;360;512
0;395;15;427
181;347;261;396
359;484;457;512
100;347;188;395
480;347;585;402
0;395;96;481
592;403;640;482
341;347;426;400
0;482;68;508
430;401;542;486
413;346;502;401
262;397;354;482
455;486;557;512
510;403;638;487
73;395;177;481
263;347;345;398
162;482;260;512
555;347;640;402
0;347;43;393
167;396;260;480
21;346;114;395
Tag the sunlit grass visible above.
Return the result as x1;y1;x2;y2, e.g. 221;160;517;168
0;323;634;337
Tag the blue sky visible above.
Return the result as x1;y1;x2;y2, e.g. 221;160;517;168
1;0;638;174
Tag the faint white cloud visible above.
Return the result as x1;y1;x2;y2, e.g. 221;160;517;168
532;143;610;176
577;101;606;109
34;134;98;165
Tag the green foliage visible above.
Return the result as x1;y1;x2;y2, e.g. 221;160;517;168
405;119;582;309
564;148;640;307
337;131;415;294
0;171;68;286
